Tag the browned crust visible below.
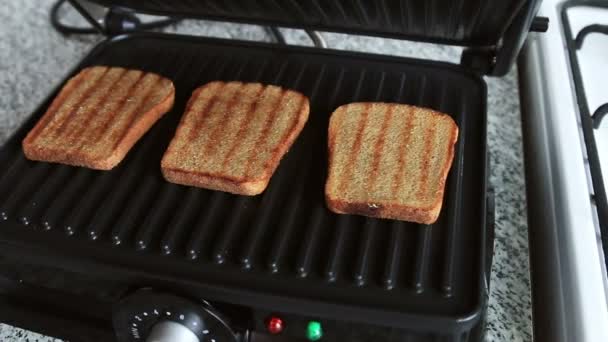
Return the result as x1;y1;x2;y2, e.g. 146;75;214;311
162;167;267;196
325;198;442;225
325;102;459;225
161;82;310;196
22;67;175;170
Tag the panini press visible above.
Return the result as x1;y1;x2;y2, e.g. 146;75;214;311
0;1;546;341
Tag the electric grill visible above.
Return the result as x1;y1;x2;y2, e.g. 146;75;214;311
0;1;545;341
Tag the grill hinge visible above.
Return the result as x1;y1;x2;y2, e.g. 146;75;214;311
460;48;496;75
66;0;548;77
460;15;548;76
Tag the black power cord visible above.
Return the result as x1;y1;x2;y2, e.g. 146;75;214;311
266;26;327;48
51;0;97;34
265;26;286;45
50;0;181;35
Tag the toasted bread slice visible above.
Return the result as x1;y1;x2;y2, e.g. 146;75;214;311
161;81;310;196
325;103;458;224
22;66;175;170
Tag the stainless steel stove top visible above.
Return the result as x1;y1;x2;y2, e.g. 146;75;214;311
520;0;608;341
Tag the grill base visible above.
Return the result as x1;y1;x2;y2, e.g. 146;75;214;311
0;262;488;342
0;33;489;341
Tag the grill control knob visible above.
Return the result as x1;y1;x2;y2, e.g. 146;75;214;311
114;289;237;342
146;321;199;342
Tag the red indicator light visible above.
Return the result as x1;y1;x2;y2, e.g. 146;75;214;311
266;316;284;335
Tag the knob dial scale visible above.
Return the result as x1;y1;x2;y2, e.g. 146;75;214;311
113;289;237;342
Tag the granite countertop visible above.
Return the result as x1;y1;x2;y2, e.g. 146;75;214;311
0;1;532;341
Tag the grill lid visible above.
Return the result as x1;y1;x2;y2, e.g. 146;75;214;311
88;0;527;46
81;0;544;75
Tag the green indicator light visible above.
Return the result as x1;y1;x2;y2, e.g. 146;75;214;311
306;321;323;341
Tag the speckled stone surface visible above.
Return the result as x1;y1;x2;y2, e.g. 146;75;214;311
0;1;532;341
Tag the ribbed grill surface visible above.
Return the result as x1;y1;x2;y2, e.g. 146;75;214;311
0;35;486;318
90;0;528;46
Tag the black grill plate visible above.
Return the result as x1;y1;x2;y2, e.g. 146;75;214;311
0;33;488;333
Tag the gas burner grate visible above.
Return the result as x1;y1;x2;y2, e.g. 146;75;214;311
563;0;608;273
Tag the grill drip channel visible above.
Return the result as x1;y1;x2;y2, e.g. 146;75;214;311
0;33;488;330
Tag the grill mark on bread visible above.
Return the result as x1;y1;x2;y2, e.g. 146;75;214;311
416;123;438;199
25;68;92;143
37;67;108;140
98;75;161;152
261;95;308;171
390;106;416;198
202;83;251;157
186;83;244;165
163;88;202;157
184;88;202;115
242;88;287;178
61;68;129;143
51;67;111;137
368;106;394;191
86;71;146;145
165;82;227;167
337;103;372;196
61;69;132;158
325;106;350;199
187;82;226;141
327;106;346;155
221;85;266;170
87;72;160;158
111;74;163;150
